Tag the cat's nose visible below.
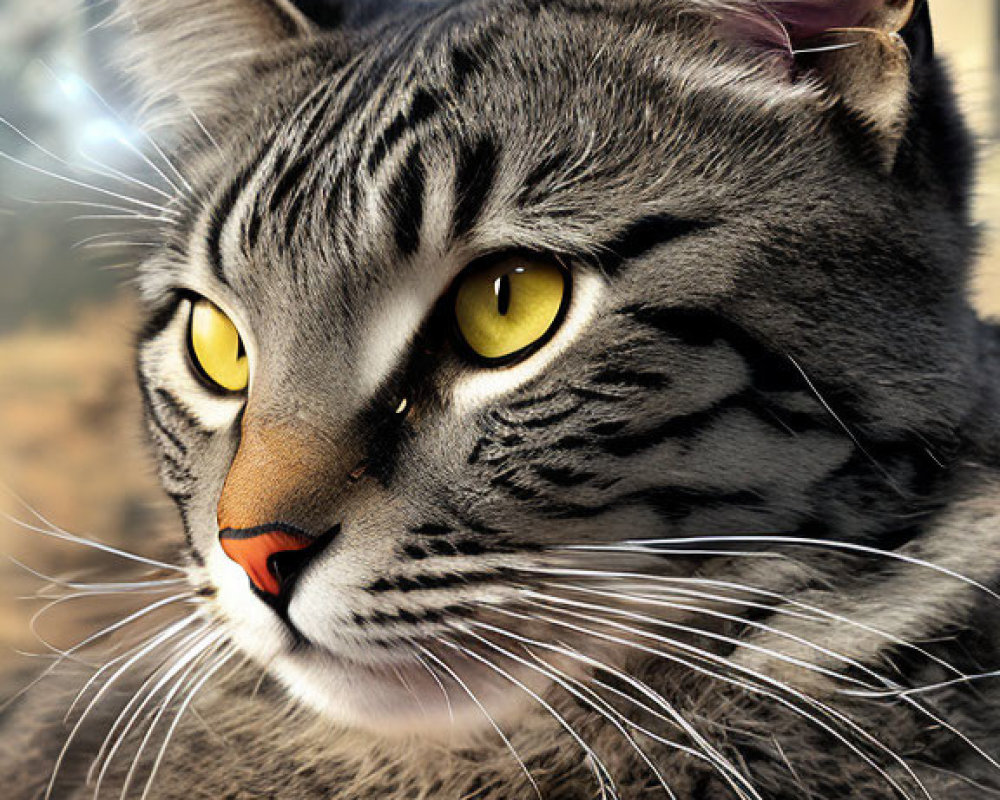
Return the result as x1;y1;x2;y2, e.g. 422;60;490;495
218;523;322;597
216;415;357;599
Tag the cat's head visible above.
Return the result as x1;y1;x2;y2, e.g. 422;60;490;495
124;0;981;732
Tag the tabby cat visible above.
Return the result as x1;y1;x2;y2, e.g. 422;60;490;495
4;0;1000;797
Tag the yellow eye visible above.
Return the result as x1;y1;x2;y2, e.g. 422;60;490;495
453;256;569;362
187;299;249;393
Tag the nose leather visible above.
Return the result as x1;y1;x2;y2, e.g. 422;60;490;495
218;524;314;597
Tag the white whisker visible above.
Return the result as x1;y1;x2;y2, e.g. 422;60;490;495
435;636;620;800
63;614;202;725
411;651;454;724
522;566;964;678
522;597;932;800
0;114;175;203
470;614;760;800
529;585;888;691
563;536;1000;603
139;646;236;800
414;643;542;800
44;614;205;800
115;630;226;800
459;628;680;800
1;593;193;714
1;510;185;573
10;556;186;593
40;63;194;198
786;355;905;496
89;625;216;794
0;150;178;216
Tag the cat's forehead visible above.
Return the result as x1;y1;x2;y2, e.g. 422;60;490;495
193;6;811;289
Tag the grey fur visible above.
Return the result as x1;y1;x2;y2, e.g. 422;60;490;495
4;0;1000;797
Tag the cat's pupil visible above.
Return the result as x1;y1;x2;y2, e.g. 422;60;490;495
495;274;512;316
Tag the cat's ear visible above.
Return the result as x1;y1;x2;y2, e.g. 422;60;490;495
718;0;931;170
116;0;315;132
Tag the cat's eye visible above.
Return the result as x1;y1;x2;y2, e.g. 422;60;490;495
453;256;569;363
187;299;249;393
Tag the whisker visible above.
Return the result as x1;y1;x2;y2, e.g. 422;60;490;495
528;586;889;691
852;670;1000;699
1;510;185;573
391;662;428;718
82;241;164;250
89;622;219;788
470;615;761;800
89;625;217;794
184;105;224;158
0;150;179;216
1;593;194;714
11;556;187;593
0;114;176;204
26;588;190;660
527;587;997;778
411;652;455;724
78;151;177;203
40;63;194;198
521;566;964;678
786;355;905;496
138;646;237;800
460;628;682;800
563;536;1000;603
116;630;227;800
70;213;174;224
63;615;204;727
414;643;543;800
588;673;737;770
45;615;206;800
435;636;621;800
13;197;177;219
521;597;932;800
73;231;157;250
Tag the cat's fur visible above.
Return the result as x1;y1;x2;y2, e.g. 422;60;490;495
4;0;1000;797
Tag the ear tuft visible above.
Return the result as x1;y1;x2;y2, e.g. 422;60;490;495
717;0;885;59
712;0;924;170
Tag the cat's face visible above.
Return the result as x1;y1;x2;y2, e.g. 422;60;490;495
131;0;977;732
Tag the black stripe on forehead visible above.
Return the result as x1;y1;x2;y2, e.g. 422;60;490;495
388;142;426;256
366;87;440;176
453;135;499;240
594;214;714;276
205;78;343;285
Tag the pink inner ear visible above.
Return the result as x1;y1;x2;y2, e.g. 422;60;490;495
719;0;883;57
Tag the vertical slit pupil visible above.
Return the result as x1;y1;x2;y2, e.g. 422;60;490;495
496;274;512;316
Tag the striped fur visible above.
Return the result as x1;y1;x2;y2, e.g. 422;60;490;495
5;1;1000;798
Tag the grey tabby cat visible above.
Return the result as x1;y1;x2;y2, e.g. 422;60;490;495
4;0;1000;797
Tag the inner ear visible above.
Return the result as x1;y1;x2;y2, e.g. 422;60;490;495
117;0;315;134
716;0;923;171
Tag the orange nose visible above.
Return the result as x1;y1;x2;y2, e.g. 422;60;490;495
219;525;314;597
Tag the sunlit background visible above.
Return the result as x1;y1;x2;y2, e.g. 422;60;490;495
0;1;998;688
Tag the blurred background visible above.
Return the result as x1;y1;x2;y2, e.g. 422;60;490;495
0;1;998;690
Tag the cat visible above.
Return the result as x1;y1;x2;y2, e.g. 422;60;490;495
4;0;1000;797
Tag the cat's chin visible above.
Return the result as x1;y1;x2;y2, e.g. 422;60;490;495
265;643;545;737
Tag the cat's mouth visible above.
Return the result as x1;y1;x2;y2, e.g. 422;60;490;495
207;545;548;731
